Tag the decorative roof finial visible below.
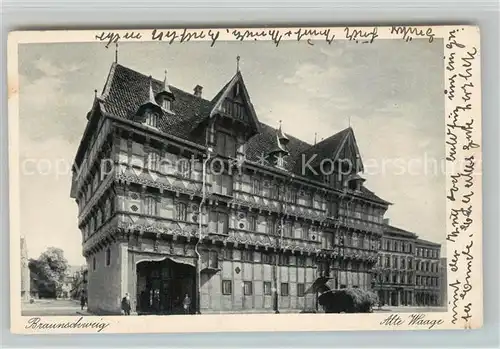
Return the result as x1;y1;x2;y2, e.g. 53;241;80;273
94;89;98;98
236;55;241;73
115;42;119;63
314;132;317;145
147;76;157;104
277;119;289;145
158;69;173;96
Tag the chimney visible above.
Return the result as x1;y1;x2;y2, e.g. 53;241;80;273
383;218;390;225
194;85;203;98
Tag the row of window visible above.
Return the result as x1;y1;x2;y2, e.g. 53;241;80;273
84;196;115;239
380;255;414;270
321;232;381;251
120;145;384;219
382;239;414;253
416;247;440;259
380;271;415;284
416;275;439;287
201;250;312;268
221;97;248;122
144;152;191;178
319;260;373;273
338;206;385;224
222;280;306;297
78;159;112;211
416;260;440;273
378;255;439;273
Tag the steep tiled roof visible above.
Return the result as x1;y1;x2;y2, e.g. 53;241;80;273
246;122;311;171
361;186;391;205
415;238;441;247
383;224;417;238
101;63;213;142
295;127;351;171
97;63;388;204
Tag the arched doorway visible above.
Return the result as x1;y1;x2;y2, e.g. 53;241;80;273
136;257;196;315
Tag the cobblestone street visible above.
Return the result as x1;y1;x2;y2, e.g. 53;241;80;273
22;299;84;316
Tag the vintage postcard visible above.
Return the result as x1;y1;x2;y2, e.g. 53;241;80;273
8;25;482;334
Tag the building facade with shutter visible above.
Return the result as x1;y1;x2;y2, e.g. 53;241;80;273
70;63;389;315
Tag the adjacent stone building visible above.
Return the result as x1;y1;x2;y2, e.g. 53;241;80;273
70;63;389;314
372;222;443;307
414;238;441;306
373;224;417;306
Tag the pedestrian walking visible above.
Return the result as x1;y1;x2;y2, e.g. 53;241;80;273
80;291;86;310
182;293;191;315
121;293;131;315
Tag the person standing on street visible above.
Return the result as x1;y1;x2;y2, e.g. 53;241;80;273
121;293;131;315
182;293;191;315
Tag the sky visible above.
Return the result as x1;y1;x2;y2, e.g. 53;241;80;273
18;39;445;266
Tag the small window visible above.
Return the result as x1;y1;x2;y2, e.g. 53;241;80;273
280;283;289;296
144;112;159;128
162;99;172;111
263;282;272;295
297;283;305;297
209;251;218;269
105;247;111;266
262;253;275;264
209;211;229;235
92;256;96;271
252;179;260;195
243;281;253;295
177;159;190;178
222;280;232;295
224;249;233;260
242;250;254;262
175;202;187;221
248;216;256;231
147;151;160;171
279;254;290;265
145;197;157;216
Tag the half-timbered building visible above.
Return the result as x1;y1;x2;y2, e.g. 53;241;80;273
70;62;389;314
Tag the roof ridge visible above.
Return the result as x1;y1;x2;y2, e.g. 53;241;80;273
310;127;351;150
114;63;213;104
112;64;353;150
258;122;312;147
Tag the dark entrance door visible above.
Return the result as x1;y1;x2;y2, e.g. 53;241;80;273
136;258;195;315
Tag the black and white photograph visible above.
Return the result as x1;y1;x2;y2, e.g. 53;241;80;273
8;26;482;333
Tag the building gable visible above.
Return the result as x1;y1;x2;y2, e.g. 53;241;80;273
209;71;261;136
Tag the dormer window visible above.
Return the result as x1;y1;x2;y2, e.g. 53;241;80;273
162;98;172;111
144;111;159;129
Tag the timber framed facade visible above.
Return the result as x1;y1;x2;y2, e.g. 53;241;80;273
70;63;391;314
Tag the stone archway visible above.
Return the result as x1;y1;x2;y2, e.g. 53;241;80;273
136;257;196;315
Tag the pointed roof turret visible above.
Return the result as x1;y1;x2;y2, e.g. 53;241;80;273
268;126;290;169
277;120;289;145
137;75;162;116
269;133;288;156
156;69;175;100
